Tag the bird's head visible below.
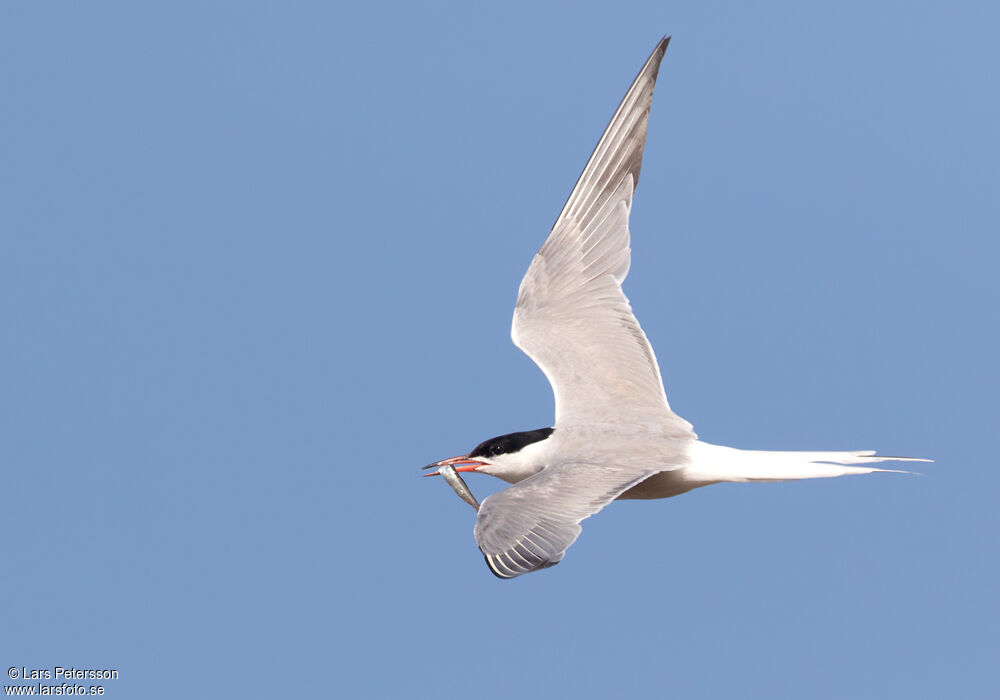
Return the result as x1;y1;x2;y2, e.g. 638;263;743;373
423;428;555;484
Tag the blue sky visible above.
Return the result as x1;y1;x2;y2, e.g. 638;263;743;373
2;2;997;698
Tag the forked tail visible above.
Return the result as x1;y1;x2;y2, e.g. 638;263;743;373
686;441;931;483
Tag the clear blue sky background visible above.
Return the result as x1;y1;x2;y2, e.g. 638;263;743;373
2;2;997;698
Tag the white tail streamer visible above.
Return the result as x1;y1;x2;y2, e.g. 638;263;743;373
686;441;930;483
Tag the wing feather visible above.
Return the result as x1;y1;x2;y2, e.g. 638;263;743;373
474;463;661;578
511;37;694;435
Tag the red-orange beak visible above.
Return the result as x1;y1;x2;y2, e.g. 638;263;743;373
421;454;487;477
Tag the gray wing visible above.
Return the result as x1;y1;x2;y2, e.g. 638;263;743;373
511;37;694;436
474;463;661;578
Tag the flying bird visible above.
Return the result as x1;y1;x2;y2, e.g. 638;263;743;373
424;37;927;579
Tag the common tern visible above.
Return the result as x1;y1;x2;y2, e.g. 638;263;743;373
424;37;928;579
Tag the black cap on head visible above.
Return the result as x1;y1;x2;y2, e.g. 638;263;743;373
469;428;554;459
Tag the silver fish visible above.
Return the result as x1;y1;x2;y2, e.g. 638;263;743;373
438;464;480;510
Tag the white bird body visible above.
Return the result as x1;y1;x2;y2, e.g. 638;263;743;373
424;38;927;579
475;429;909;496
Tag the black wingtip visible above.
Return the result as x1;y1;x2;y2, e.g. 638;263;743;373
481;549;562;579
649;37;669;63
483;554;517;580
639;36;670;92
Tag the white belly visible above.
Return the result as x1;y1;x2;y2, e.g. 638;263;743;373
616;467;717;500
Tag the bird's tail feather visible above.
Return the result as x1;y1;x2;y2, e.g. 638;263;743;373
686;441;930;483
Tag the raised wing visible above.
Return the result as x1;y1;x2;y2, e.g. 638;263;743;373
474;462;661;578
511;37;693;435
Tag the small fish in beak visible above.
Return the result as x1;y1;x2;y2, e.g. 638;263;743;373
435;464;480;510
422;455;485;509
